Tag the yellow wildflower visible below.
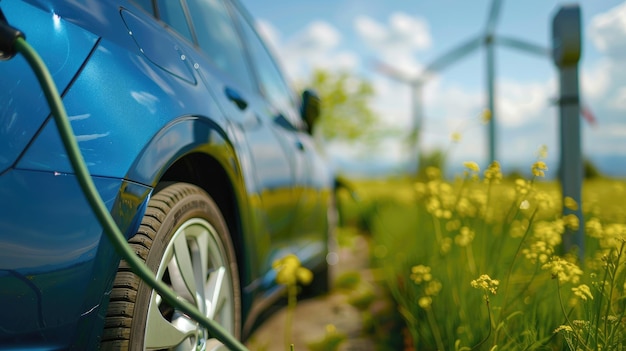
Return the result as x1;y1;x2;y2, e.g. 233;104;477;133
435;209;452;219
515;178;530;195
572;284;593;301
439;182;453;196
411;265;432;284
481;109;492;123
572;320;591;330
586;218;603;238
484;161;502;184
463;161;480;173
456;197;477;217
451;132;462;143
463;161;480;181
455;226;475;247
425;280;442;296
531;161;548;178
426;197;441;215
564;196;578;211
553;325;573;334
445;219;462;232
273;254;313;286
522;240;554;264
542;257;583;284
325;324;337;335
601;224;626;249
563;214;580;231
533;220;564;247
471;274;499;295
418;296;433;309
535;191;557;211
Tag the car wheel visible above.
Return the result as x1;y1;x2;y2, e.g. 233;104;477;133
101;183;241;350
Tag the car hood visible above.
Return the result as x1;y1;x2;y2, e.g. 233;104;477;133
0;1;98;174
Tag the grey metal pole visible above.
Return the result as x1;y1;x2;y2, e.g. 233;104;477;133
413;83;424;146
558;66;584;256
411;81;423;175
553;4;584;258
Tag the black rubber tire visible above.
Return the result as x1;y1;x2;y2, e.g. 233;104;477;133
100;183;241;350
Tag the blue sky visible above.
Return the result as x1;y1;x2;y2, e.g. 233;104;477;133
240;0;626;177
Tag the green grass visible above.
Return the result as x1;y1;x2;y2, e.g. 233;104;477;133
338;169;626;350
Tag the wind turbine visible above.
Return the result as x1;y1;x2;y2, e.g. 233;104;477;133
376;0;551;167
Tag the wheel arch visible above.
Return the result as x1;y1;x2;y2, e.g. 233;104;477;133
158;152;245;269
124;116;255;301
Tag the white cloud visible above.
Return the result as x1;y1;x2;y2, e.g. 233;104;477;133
497;79;555;127
355;12;431;79
585;2;626;119
254;19;359;80
588;1;626;58
286;21;341;54
355;12;431;54
609;86;626;110
581;58;611;100
429;84;482;130
587;60;626;115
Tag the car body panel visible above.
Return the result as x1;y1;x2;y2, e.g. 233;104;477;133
16;39;218;178
0;1;99;175
0;169;151;347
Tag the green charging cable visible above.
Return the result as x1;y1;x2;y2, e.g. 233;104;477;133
13;35;248;351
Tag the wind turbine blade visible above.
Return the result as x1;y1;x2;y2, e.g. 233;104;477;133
486;0;504;34
424;36;482;74
372;59;415;84
495;36;551;57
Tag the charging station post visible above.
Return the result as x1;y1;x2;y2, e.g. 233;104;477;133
552;4;584;259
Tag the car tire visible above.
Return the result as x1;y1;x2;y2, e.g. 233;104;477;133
101;183;241;350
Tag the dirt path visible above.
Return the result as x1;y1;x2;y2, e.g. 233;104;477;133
245;235;395;351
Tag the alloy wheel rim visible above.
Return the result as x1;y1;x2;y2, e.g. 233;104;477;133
143;218;234;350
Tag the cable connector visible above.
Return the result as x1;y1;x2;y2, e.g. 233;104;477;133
0;7;25;60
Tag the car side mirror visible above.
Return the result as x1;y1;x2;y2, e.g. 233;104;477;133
301;89;320;134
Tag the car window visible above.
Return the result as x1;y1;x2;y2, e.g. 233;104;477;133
232;6;300;128
185;0;254;92
156;0;194;43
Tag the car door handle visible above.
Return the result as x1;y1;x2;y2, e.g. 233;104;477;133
224;86;248;110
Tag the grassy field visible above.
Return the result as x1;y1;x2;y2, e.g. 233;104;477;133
336;165;626;351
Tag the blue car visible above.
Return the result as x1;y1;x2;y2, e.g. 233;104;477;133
0;0;334;349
